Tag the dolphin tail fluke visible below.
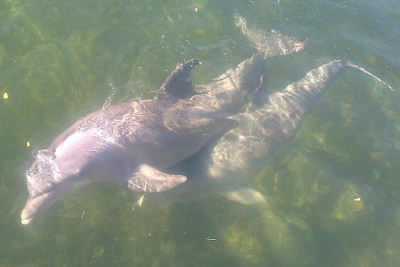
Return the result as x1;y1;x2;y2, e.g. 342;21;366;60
234;12;306;59
234;13;393;92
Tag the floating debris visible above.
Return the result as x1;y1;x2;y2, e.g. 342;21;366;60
194;7;198;12
138;194;145;207
26;141;31;148
205;237;217;241
3;92;8;99
81;210;86;220
354;197;362;202
131;194;145;211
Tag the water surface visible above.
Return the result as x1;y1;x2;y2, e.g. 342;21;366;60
1;0;400;266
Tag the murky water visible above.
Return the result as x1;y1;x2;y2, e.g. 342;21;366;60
1;0;400;266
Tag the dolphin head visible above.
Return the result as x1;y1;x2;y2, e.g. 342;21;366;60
21;130;119;225
21;148;95;225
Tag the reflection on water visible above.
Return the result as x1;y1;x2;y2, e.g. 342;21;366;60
1;0;400;266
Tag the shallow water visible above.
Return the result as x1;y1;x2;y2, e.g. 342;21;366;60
1;0;400;266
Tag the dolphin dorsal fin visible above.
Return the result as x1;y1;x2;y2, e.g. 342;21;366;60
157;59;200;99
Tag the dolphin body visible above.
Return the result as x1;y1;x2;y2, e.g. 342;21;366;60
143;15;393;206
21;14;392;224
149;60;366;205
21;56;268;225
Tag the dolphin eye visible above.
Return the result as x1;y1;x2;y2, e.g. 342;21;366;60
76;167;86;177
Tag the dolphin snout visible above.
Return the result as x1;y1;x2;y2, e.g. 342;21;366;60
21;209;33;225
21;192;56;225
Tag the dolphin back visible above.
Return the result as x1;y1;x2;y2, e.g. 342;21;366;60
203;60;355;183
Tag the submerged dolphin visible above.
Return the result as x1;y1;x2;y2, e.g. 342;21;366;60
144;60;393;207
142;15;393;207
21;58;266;225
21;13;392;224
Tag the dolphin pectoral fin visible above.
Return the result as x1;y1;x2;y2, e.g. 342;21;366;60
126;164;187;193
221;187;266;205
157;59;200;99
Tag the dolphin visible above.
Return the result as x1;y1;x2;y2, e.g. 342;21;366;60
141;15;393;207
21;13;392;224
19;14;317;224
21;57;267;225
143;59;393;207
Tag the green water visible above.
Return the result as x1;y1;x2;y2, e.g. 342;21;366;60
1;0;400;266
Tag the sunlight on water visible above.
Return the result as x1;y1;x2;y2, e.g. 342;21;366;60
1;0;400;266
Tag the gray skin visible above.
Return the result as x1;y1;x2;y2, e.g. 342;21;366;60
21;54;267;225
22;13;391;223
19;13;319;223
142;15;392;206
145;59;392;206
